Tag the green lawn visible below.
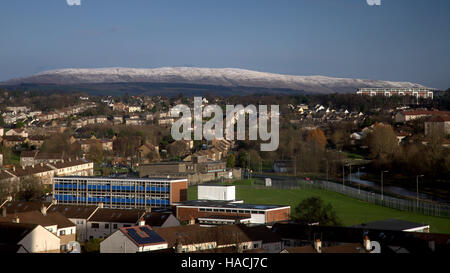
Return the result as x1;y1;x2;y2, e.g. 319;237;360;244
188;184;450;234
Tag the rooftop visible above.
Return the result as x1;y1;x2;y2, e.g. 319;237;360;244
120;225;167;247
351;219;430;232
89;208;145;223
175;200;289;210
0;210;75;229
0;222;37;245
53;176;188;183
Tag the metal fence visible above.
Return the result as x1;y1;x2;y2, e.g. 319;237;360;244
251;178;450;218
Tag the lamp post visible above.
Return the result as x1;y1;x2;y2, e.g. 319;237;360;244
416;175;424;208
322;159;329;181
381;170;388;201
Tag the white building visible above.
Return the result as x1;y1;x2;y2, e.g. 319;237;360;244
198;185;236;201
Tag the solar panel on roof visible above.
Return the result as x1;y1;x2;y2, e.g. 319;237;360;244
125;227;165;245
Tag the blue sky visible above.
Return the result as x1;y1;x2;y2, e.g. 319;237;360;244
0;0;449;89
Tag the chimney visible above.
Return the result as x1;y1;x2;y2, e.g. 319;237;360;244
138;217;146;227
32;164;35;168
68;158;71;162
13;216;20;223
363;236;371;251
189;217;195;225
40;205;47;216
22;166;25;170
145;207;152;213
7;196;12;202
52;198;58;205
1;207;6;217
12;166;15;172
175;240;183;253
40;163;43;167
314;239;322;253
98;202;104;209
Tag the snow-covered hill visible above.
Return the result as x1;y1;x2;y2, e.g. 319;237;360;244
1;67;428;94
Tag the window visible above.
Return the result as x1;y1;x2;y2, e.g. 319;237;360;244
123;225;131;227
91;223;99;228
59;230;66;236
105;224;109;229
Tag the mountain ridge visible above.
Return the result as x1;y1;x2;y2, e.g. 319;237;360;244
1;67;429;94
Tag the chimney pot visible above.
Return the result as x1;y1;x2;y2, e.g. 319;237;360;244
98;202;104;209
41;205;47;216
314;239;322;253
13;216;20;223
364;236;371;251
1;208;6;217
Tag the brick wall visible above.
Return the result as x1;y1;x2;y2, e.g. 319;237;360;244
170;181;188;204
176;207;251;222
265;208;290;223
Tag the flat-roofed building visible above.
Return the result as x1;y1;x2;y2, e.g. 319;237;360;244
174;200;290;225
395;110;450;123
356;88;434;99
53;176;188;209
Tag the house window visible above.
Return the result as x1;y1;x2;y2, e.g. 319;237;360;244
105;224;109;229
253;243;259;248
59;230;66;236
91;223;99;228
113;224;118;229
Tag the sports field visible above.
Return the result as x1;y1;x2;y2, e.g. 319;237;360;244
188;181;450;234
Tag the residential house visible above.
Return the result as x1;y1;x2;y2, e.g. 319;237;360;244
394;110;450;123
2;136;28;148
153;224;257;253
95;116;108;124
113;116;123;125
47;204;99;242
49;158;94;177
142;211;180;228
7;164;55;185
28;135;47;148
424;115;450;136
127;106;142;113
100;224;168;253
85;208;146;240
0;206;76;252
0;222;60;253
20;150;39;167
138;143;160;163
125;118;145;126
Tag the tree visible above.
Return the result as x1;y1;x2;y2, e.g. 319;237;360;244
292;197;342;226
366;123;398;160
227;154;235;168
306;128;327;150
87;143;104;165
16;177;44;202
